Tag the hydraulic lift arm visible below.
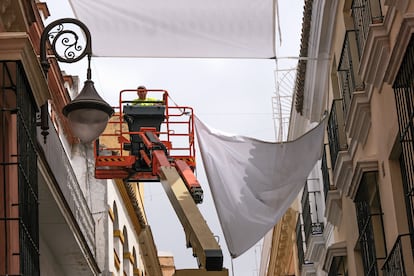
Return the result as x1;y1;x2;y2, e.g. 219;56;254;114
150;137;226;273
159;166;223;270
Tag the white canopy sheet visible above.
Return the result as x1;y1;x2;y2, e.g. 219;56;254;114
195;116;326;257
68;0;276;58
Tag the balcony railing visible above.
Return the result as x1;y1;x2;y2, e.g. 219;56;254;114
338;30;364;118
37;115;95;255
356;200;384;276
351;0;383;55
327;99;348;170
296;218;306;266
382;233;413;276
15;61;40;276
321;144;331;201
393;35;414;254
301;185;324;247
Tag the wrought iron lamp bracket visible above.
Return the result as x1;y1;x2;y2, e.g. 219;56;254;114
39;18;113;144
40;18;92;77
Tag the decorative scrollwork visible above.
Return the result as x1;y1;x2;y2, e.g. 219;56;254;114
49;27;84;63
40;18;92;74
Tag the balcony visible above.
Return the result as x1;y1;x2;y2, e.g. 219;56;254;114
394;36;414;249
327;99;348;170
382;233;414;275
296;217;307;267
321;145;331;201
338;30;364;119
301;185;325;262
302;187;324;242
351;0;383;56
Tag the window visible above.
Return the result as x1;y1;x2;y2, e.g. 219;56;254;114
393;34;414;250
354;172;386;276
123;226;132;275
328;256;348;276
324;242;348;276
113;202;121;271
0;61;39;276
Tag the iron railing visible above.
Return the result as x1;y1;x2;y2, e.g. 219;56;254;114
0;61;15;276
327;99;348;170
296;217;306;266
393;35;414;254
351;0;383;55
321;144;331;201
0;61;40;275
301;184;324;247
338;30;364;118
382;233;413;275
16;62;40;276
356;200;379;275
355;172;387;276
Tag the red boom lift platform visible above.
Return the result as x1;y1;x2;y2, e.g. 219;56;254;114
94;89;203;203
93;89;227;273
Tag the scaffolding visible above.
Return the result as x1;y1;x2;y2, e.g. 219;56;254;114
272;65;296;142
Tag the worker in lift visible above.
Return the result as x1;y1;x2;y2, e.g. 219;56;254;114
125;86;166;168
126;85;165;132
132;85;160;106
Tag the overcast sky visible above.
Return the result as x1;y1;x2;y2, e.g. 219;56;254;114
43;0;303;275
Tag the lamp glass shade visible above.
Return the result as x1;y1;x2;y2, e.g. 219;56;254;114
63;79;114;143
66;108;110;143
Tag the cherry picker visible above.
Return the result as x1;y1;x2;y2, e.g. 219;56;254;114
94;89;228;275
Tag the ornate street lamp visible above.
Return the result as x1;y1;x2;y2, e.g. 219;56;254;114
40;18;114;143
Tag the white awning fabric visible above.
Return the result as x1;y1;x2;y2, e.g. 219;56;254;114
195;116;326;257
68;0;276;58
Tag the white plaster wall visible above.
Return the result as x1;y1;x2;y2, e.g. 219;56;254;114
39;234;66;276
91;178;111;275
107;181;145;275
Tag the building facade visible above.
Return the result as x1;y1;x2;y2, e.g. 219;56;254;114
263;0;414;275
0;1;165;275
0;0;99;273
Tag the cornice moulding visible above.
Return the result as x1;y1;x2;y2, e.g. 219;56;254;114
358;22;390;90
0;32;48;106
347;159;379;200
324;189;342;226
384;14;414;84
345;91;371;147
333;151;353;195
323;241;347;272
